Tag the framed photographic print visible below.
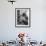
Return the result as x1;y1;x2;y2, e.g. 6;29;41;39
15;8;31;28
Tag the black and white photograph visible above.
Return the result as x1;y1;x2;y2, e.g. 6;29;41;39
15;8;31;27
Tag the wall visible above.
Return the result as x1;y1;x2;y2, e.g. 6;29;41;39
0;0;46;42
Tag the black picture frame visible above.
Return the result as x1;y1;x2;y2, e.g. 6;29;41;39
15;8;31;28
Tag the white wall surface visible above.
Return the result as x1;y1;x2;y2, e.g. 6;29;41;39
0;0;46;42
